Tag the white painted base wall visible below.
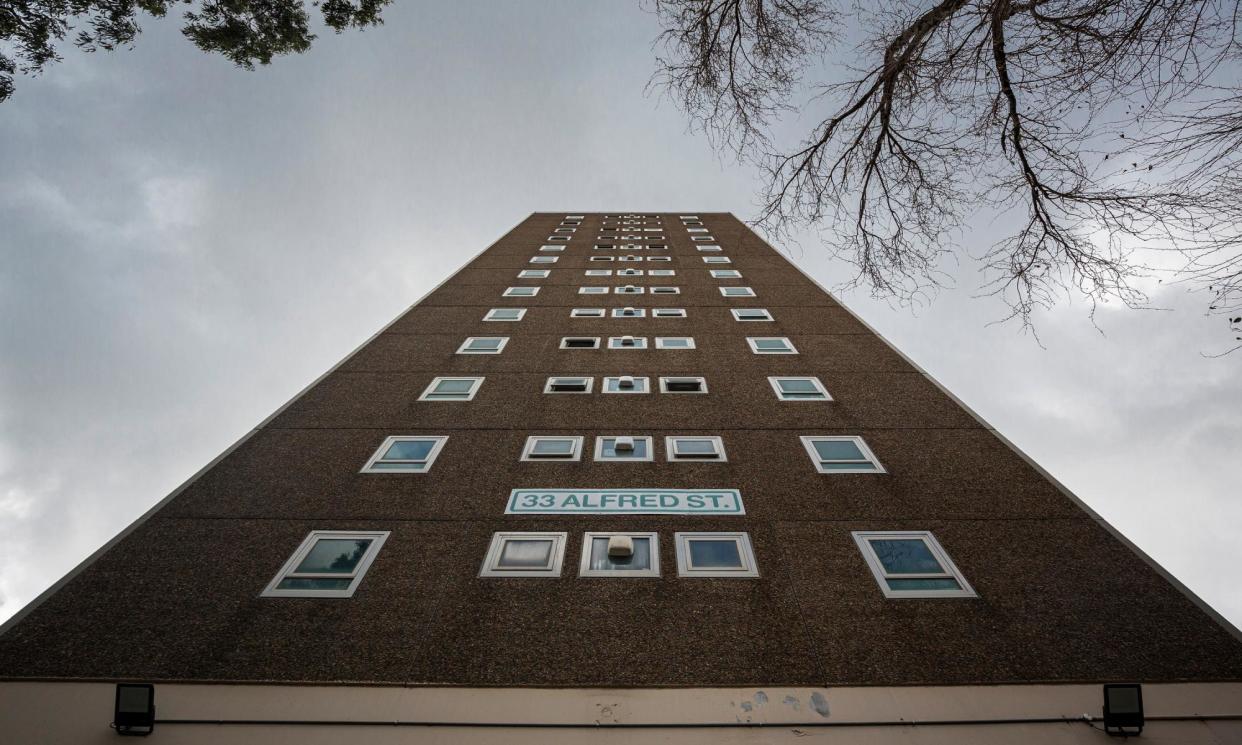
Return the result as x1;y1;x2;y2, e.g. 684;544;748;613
1;681;1240;744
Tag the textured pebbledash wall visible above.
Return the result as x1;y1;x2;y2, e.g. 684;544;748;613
1;213;1240;686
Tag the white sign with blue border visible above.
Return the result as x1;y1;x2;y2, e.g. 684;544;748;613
506;488;745;515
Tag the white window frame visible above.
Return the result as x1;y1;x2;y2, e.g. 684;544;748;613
769;376;831;401
544;376;594;394
710;269;742;278
553;227;576;234
648;269;676;277
612;307;646;318
646;256;672;262
650;286;680;294
594;435;655;462
747;336;796;354
579;532;661;578
602;376;650;394
547;235;571;242
585;269;612;276
480;532;567;578
590;256;615;263
418;376;484;402
262;530;390;598
484;308;526;322
659;376;707;394
653;308;687;318
360;435;449;473
560;336;601;349
852;531;977;598
721;286;756;297
675;532;758;578
608;336;649;349
697;245;723;252
654;337;695;350
457;336;509;354
686;227;708;233
666;435;727;462
571;308;605;317
615;285;645;294
565;214;584;219
679;215;699;220
539;245;565;252
731;308;772;322
800;435;886;473
518;269;550;279
691;236;715;242
579;286;610;295
504;286;540;297
530;256;558;264
617;268;644;276
703;256;731;264
521;435;585;462
618;256;642;263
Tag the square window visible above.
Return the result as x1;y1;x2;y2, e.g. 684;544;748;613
770;377;831;401
594;243;617;250
659;376;707;394
602;376;650;393
579;286;609;295
594;435;654;461
539;245;565;252
616;285;645;294
530;256;558;264
732;308;772;321
484;308;526;322
545;376;593;393
703;256;731;264
612;307;646;318
518;269;550;279
480;532;567;578
618;268;644;276
619;256;643;263
504;286;539;297
458;337;509;354
361;435;448;473
579;532;660;578
852;531;976;598
687;227;708;233
721;286;756;297
654;337;695;349
547;235;570;242
646;256;672;262
697;245;723;252
590;256;615;262
571;308;605;317
800;435;885;473
262;530;390;598
653;308;687;318
521;435;584;461
691;236;715;242
585;269;612;276
647;244;669;250
608;335;648;349
418;377;484;401
649;269;676;277
675;532;758;577
560;337;601;349
554;227;576;234
747;337;796;354
710;269;741;278
666;435;726;461
650;286;680;294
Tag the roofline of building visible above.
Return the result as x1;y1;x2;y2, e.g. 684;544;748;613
743;212;1242;646
0;213;538;640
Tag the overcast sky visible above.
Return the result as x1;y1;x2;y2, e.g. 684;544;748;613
1;1;1239;631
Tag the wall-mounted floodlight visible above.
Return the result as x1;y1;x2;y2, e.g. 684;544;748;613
113;683;155;736
1102;683;1143;736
